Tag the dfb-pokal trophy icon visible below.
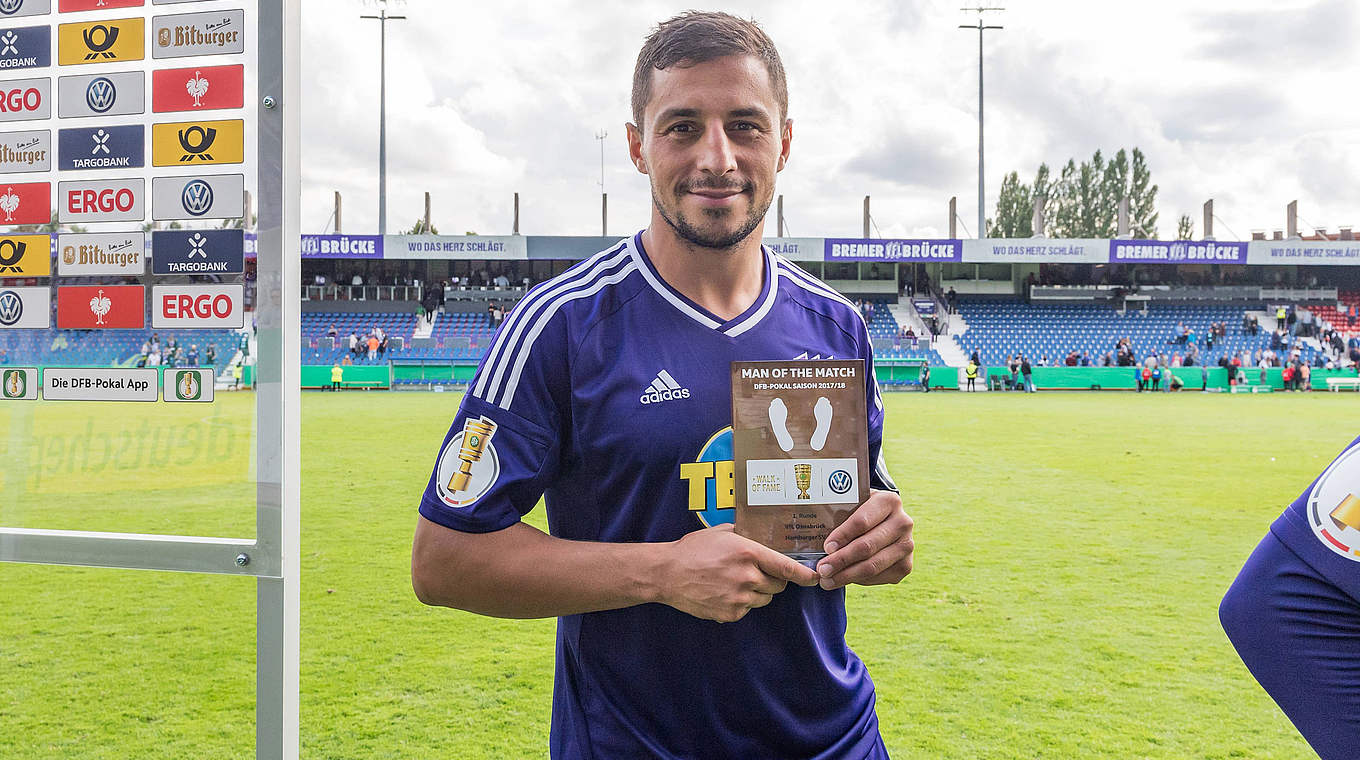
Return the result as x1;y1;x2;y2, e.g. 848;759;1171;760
731;359;870;563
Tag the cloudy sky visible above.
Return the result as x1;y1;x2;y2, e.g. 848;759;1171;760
300;0;1359;241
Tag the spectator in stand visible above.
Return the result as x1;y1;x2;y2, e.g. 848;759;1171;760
326;323;337;338
206;344;217;367
946;287;958;313
366;334;379;360
187;345;199;367
1173;321;1186;345
494;272;511;289
349;332;360;358
487;302;496;327
378;335;389;358
1080;351;1091;367
341;354;353;367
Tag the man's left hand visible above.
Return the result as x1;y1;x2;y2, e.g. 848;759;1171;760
815;490;913;590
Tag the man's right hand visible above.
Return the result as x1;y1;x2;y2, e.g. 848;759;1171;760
656;524;820;623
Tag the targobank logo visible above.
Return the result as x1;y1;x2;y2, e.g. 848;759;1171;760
640;369;691;405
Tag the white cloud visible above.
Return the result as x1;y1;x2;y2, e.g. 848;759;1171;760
301;0;1360;239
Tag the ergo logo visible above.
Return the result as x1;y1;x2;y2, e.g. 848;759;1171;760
67;186;134;213
0;86;40;113
162;292;233;319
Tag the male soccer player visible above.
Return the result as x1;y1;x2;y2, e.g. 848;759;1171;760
1220;434;1360;760
412;12;913;759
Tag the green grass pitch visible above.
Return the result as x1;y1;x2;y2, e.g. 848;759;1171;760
2;390;1355;758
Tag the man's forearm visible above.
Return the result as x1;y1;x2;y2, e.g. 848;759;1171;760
412;518;668;618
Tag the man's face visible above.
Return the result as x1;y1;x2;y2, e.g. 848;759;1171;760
628;54;791;250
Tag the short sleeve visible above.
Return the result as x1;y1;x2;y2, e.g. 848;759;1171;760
859;318;897;494
418;305;570;533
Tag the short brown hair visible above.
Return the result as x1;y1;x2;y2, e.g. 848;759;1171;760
631;11;788;127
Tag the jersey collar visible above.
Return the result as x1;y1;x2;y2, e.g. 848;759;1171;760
630;231;778;337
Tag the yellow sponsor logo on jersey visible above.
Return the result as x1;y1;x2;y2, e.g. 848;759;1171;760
58;19;145;66
152;119;244;167
0;234;51;277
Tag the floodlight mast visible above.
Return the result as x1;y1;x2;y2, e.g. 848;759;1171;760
360;2;406;235
959;6;1003;239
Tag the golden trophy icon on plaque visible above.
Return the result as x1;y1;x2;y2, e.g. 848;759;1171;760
794;464;812;500
448;416;497;493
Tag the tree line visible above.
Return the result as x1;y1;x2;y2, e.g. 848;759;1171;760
988;147;1162;239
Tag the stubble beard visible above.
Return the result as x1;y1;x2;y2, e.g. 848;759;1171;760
652;178;772;252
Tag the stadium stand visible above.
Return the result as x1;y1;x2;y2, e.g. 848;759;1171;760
953;300;1329;368
301;312;418;365
1;328;242;373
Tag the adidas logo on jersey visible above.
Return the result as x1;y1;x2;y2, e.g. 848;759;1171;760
640;369;691;405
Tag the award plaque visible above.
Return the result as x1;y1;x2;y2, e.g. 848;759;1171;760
731;359;870;562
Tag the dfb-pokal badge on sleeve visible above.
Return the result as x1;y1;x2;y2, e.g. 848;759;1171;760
730;359;869;563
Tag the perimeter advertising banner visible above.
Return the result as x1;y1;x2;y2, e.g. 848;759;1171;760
384;234;527;260
762;237;824;263
961;239;1109;264
301;234;383;259
1108;240;1248;264
1246;240;1360;266
824;238;962;262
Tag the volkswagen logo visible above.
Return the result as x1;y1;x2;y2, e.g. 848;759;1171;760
0;0;24;17
0;289;22;326
827;469;853;495
85;77;116;113
181;179;214;216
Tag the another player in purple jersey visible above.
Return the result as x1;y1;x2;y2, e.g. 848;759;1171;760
411;12;914;759
1220;435;1360;760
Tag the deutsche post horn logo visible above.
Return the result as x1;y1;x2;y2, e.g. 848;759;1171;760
0;238;26;273
182;179;213;216
0;289;23;326
176;370;201;401
3;369;24;399
86;77;116;113
0;0;24;17
82;25;120;61
177;125;216;162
